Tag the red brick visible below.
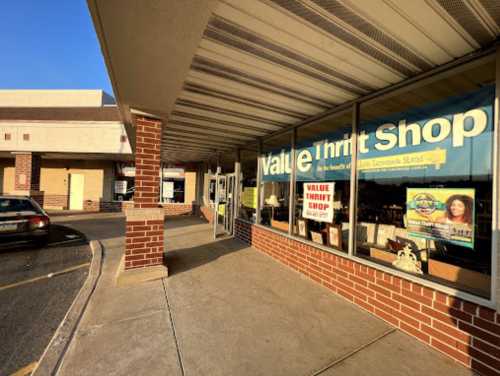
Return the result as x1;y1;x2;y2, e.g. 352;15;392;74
127;254;145;261
432;320;471;344
403;289;433;307
376;293;400;310
459;322;500;347
377;278;402;294
394;310;419;329
393;293;421;311
355;297;374;313
368;282;391;297
471;359;500;376
474;317;500;337
463;301;478;315
431;338;470;365
422;306;457;327
400;322;430;343
469;347;500;371
433;301;472;323
401;305;432;325
473;338;500;360
354;284;376;298
374;308;399;326
402;280;412;291
435;291;448;304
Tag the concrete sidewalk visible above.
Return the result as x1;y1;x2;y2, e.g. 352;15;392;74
57;216;474;375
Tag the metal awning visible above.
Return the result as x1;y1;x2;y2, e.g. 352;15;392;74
88;0;500;163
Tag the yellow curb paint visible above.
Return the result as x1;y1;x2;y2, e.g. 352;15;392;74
0;262;90;292
10;361;38;376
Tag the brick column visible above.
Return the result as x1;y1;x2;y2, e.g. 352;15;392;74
124;116;166;273
12;152;43;204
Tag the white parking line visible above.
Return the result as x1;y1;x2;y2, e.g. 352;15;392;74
0;263;90;292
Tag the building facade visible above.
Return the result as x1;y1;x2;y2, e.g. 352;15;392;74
0;90;200;214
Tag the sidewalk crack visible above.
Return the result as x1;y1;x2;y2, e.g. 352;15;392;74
162;278;186;376
311;328;397;376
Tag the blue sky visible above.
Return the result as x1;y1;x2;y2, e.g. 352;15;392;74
0;1;113;96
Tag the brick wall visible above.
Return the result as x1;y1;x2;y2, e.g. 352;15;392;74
133;116;161;209
125;219;164;269
14;153;41;191
163;203;193;216
235;219;500;376
124;116;164;271
41;194;68;209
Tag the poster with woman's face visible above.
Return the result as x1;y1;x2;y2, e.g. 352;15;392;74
406;188;475;249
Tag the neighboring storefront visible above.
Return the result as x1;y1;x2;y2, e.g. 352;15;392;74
0;90;201;214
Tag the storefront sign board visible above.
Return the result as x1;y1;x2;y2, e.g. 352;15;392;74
261;86;493;183
406;188;475;249
303;182;335;223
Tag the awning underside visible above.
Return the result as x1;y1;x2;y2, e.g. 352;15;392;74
90;0;500;163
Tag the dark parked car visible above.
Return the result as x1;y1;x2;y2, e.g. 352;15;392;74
0;196;50;247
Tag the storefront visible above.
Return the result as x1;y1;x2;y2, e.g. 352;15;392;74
234;51;500;355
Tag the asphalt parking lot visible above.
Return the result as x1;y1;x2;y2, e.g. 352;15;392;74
0;224;91;375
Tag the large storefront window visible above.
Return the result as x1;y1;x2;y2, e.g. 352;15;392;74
354;59;495;298
259;132;292;232
293;111;352;252
238;148;258;222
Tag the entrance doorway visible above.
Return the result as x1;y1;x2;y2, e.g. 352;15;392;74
69;173;84;210
213;172;236;237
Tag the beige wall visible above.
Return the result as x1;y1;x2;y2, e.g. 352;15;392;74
0;89;111;107
184;171;196;204
0;158;114;203
39;160;114;202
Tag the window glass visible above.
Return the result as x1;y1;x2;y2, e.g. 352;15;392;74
294;111;352;251
239;148;258;222
259;132;292;232
355;59;495;298
161;178;185;203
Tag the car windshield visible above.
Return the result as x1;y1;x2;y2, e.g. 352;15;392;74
0;198;37;213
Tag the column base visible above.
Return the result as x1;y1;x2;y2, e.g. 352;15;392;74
116;255;168;286
124;207;166;271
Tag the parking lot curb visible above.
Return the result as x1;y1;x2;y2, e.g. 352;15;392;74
32;240;103;376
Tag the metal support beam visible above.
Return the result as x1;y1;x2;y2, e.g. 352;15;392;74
233;149;241;235
288;129;297;235
256;139;263;225
348;103;359;256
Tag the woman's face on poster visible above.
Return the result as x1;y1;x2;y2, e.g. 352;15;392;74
450;199;466;218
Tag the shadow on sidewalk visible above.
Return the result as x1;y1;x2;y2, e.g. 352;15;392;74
165;237;247;276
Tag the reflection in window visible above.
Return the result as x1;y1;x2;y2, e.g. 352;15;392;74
238;149;258;222
259;133;292;232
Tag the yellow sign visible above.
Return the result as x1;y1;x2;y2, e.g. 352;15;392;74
358;148;447;172
218;204;225;216
241;187;257;209
407;188;475;249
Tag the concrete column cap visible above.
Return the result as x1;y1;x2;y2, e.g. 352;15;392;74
125;207;164;221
